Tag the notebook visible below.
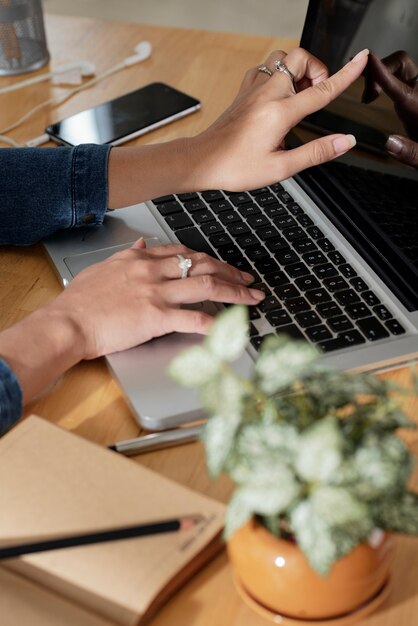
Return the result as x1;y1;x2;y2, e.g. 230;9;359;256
0;416;225;626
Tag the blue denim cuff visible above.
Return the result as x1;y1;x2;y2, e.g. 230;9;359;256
0;357;23;436
0;144;111;245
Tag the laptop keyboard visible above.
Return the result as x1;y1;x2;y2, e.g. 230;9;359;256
151;182;406;353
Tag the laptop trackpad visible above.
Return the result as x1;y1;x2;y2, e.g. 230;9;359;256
64;237;162;277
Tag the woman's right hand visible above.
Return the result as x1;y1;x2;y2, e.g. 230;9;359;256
48;239;264;360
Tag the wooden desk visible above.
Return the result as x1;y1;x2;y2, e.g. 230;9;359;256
0;15;417;626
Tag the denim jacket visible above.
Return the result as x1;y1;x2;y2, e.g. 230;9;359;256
0;144;111;434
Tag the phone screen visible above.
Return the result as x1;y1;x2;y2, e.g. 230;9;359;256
46;83;201;146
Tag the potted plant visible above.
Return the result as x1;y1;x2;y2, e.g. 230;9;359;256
169;306;418;623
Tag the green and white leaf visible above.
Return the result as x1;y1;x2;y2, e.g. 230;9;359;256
224;474;299;539
290;500;338;576
199;370;247;415
203;412;241;477
168;345;220;387
255;335;318;394
311;486;373;539
205;305;249;362
349;435;411;501
372;491;418;534
235;421;299;465
295;416;343;483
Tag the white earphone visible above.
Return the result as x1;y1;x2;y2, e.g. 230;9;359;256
0;41;152;95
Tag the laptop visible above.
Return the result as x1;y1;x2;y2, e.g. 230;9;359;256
43;5;418;431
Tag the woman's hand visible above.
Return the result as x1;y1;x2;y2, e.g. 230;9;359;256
188;47;369;192
47;239;263;360
108;47;369;207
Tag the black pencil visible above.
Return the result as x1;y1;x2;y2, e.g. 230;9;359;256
0;515;203;560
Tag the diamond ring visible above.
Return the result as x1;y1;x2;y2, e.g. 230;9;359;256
257;64;273;77
273;59;297;93
176;254;193;279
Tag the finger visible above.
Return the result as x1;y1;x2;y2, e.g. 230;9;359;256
142;243;195;258
160;307;215;336
131;237;146;249
240;49;287;92
162;275;265;305
283;47;329;86
280;49;369;128
274;133;357;180
380;50;418;83
362;53;411;105
386;134;418;167
160;252;254;284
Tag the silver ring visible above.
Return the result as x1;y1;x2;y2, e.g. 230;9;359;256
273;59;297;93
176;254;193;279
257;64;273;77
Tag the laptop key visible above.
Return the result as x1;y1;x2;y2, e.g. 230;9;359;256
275;250;300;266
345;302;370;320
184;199;206;212
252;283;272;296
178;192;199;202
284;297;311;314
155;200;183;215
287;202;303;216
327;315;353;333
316;301;343;319
152;194;175;204
277;191;294;204
266;237;290;253
210;199;233;214
276;284;300;301
165;213;194;231
335;289;361;306
306;288;331;305
256;193;279;206
209;233;233;248
238;204;261;218
356;317;390;341
328;251;346;265
250;336;264;351
201;221;224;236
269;183;284;193
176;227;217;257
236;234;261;249
295;311;322;328
318;330;365;353
313;263;339;279
265;308;292;327
255;258;281;274
286;262;311;279
229;192;252;206
373;304;392;321
246;246;269;261
201;190;224;202
295;275;320;291
283;227;306;242
264;270;289;287
247;214;271;228
305;324;332;342
249;186;270;196
323;276;348;292
317;238;335;252
385;319;406;335
362;291;381;307
293;238;318;254
306;225;324;240
274;215;297;229
219;211;242;225
265;205;287;218
302;251;328;266
249;307;261;320
339;263;357;279
276;324;305;340
297;214;314;227
217;244;242;261
249;323;258;337
350;277;368;292
192;210;216;224
258;225;280;240
231;258;252;272
259;295;281;312
227;222;251;236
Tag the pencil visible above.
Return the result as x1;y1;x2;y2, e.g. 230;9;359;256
0;515;203;560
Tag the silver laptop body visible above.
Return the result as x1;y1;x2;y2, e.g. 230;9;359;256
43;152;418;431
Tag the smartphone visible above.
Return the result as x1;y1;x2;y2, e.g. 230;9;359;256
299;110;388;158
45;82;201;146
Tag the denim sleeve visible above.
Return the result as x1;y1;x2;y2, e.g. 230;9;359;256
0;144;111;245
0;357;23;436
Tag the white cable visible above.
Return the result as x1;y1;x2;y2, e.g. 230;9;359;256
0;41;152;144
0;61;97;95
0;134;20;147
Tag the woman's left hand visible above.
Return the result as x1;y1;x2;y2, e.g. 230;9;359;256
188;47;369;192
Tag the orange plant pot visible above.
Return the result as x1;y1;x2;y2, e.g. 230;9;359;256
227;518;395;622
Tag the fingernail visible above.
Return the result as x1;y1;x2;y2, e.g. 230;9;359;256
386;135;403;154
241;271;255;284
131;236;144;249
351;48;369;63
249;288;265;301
333;134;356;155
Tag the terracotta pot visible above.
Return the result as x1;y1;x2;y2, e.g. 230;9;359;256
227;518;395;621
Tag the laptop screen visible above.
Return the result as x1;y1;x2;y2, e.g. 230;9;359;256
300;0;418;152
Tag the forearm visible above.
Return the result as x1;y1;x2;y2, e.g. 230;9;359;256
107;138;201;208
0;307;84;405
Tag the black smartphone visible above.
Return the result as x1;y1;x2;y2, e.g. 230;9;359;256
299;110;389;158
46;82;201;146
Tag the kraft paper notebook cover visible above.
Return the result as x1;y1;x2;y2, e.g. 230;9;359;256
0;416;225;626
